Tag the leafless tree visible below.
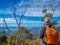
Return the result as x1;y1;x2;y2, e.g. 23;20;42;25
10;0;27;29
3;17;11;35
43;0;60;16
49;1;60;16
3;0;27;36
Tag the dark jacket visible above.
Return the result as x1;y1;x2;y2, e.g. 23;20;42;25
40;22;52;42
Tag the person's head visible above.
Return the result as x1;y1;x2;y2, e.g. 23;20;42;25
44;17;51;23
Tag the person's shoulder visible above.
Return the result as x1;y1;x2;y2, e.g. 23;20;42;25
41;25;46;30
42;24;46;27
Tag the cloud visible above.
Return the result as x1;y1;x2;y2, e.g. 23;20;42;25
17;7;60;17
0;7;60;17
0;9;12;14
0;18;16;23
0;0;60;17
0;18;44;27
12;0;60;17
0;0;60;27
0;17;60;27
0;18;43;23
25;8;43;16
47;10;60;17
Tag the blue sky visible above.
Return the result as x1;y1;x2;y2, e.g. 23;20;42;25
0;0;60;27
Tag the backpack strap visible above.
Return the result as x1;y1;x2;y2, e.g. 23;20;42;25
45;25;48;28
44;25;47;37
45;25;53;28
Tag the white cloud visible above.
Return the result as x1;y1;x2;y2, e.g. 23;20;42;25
25;10;43;16
14;0;60;17
0;18;43;23
21;20;44;23
0;17;60;27
0;0;60;27
21;24;43;27
16;7;44;17
0;7;60;17
0;18;3;23
47;10;60;17
0;18;16;23
17;7;60;17
0;9;12;14
0;18;44;27
0;0;60;17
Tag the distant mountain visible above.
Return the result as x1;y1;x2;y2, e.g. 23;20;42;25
0;26;17;36
0;26;18;31
28;27;41;39
0;25;60;37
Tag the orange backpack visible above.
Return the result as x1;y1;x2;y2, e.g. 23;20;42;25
44;25;58;44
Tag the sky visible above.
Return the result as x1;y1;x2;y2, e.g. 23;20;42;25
0;0;60;28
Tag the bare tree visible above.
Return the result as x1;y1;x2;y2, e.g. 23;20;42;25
42;1;60;25
10;1;27;44
3;0;27;34
42;0;60;17
10;0;27;30
3;17;11;35
49;1;60;16
18;7;27;29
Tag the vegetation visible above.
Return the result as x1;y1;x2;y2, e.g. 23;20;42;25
0;30;7;45
0;26;42;45
0;27;60;45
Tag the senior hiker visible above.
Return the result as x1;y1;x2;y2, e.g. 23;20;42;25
40;17;58;45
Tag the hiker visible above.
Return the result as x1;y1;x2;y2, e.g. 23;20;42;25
40;17;58;45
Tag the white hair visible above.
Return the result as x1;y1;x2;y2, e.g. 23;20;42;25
44;17;51;23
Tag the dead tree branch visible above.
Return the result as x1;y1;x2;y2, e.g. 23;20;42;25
49;1;60;16
10;0;27;30
10;0;19;28
18;7;27;29
3;17;11;35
